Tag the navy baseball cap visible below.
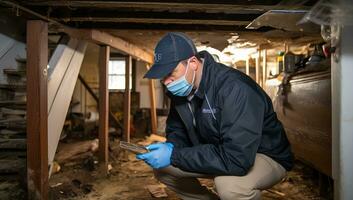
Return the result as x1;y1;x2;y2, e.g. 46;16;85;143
144;32;198;79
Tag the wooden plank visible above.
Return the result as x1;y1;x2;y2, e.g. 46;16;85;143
123;56;132;142
64;17;251;26
62;28;153;64
48;38;79;109
146;64;157;134
245;56;250;76
1;108;26;115
78;74;123;129
0;139;26;150
98;45;110;173
90;30;153;64
3;69;26;76
47;40;87;176
0;100;26;106
262;49;267;87
26;20;49;200
0;84;26;90
0;159;26;174
23;1;313;14
255;49;260;85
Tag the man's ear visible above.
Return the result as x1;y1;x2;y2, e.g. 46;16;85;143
190;56;199;71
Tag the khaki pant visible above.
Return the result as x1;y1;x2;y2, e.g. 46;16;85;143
154;153;286;200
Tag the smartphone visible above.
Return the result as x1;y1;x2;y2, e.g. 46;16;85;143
119;141;149;154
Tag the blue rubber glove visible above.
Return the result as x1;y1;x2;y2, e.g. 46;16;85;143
136;142;174;169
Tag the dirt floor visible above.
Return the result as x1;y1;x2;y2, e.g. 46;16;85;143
44;137;333;200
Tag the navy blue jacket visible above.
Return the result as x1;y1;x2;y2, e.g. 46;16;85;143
166;51;293;176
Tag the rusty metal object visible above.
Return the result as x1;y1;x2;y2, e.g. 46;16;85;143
266;70;331;176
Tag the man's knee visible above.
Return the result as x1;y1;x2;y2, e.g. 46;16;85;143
215;178;260;200
217;187;260;200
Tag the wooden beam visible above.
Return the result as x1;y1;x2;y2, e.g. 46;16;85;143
67;22;268;32
98;45;110;173
91;30;153;63
26;20;48;200
62;17;251;26
262;49;267;87
255;49;260;85
245;56;250;76
61;28;153;64
146;64;158;135
123;56;132;142
54;10;259;23
78;74;123;129
24;1;314;14
47;40;87;176
0;138;27;150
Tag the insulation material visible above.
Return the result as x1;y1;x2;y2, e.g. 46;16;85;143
300;0;353;25
246;10;320;33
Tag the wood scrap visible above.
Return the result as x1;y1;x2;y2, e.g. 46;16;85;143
146;184;168;198
266;189;286;197
55;139;98;164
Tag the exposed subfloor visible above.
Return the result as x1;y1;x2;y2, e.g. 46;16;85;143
45;138;329;200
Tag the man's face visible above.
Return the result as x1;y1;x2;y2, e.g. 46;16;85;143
161;57;197;86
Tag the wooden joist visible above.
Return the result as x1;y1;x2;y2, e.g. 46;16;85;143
23;1;313;14
62;28;153;64
61;17;251;26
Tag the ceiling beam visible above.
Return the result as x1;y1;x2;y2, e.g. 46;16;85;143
61;17;251;26
62;28;153;63
23;1;314;14
0;1;153;63
63;22;273;32
50;10;259;26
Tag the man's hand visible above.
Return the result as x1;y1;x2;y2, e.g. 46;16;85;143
136;142;174;169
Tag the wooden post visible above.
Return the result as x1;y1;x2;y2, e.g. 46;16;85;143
146;64;157;134
255;49;260;85
98;45;110;173
245;56;250;76
26;20;48;200
262;49;267;87
123;56;132;142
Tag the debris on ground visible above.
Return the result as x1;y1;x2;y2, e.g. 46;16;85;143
48;136;324;200
146;184;168;198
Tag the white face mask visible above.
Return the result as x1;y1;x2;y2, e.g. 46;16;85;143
166;59;195;96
